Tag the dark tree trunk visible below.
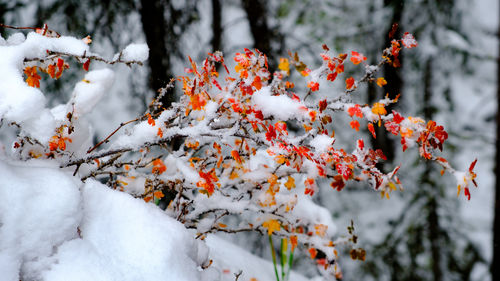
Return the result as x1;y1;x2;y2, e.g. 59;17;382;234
423;58;443;281
382;1;404;101
139;0;174;108
241;0;279;71
368;0;405;167
492;2;500;279
379;0;405;163
211;0;222;53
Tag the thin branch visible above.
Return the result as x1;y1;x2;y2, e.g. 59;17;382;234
87;118;139;153
24;50;144;67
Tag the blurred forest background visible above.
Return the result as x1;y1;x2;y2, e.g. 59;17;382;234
0;0;498;280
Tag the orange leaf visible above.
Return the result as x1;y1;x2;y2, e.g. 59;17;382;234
350;51;367;65
47;64;57;78
153;190;165;199
147;113;155;126
347;104;363;118
376;77;387;87
350;120;360;131
309;248;318;259
314;224;328;237
368;123;376;138
152;159;166;175
252;76;262;90
290;235;298;251
231;150;242;164
24;66;41;88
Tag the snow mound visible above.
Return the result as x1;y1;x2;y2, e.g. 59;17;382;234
41;179;210;281
0;159;82;281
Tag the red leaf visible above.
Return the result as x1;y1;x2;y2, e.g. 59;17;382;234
347;104;363;118
346;77;355;90
392;110;404;124
307;81;319;92
83;59;90;71
350;51;367;65
265;125;276;141
319;99;327;113
464;187;471;201
368;123;376;138
469;159;477;173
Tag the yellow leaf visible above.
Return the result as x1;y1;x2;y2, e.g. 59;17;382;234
275;155;287;164
268;174;278;187
278;58;290;75
229;171;239;180
371;102;387;116
284;176;295;190
262;219;280;235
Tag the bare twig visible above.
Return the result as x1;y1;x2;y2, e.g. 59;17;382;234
87;118;139;153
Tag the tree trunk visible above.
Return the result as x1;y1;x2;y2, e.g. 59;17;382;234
139;0;174;108
211;0;222;53
492;2;500;278
369;0;405;166
241;0;280;71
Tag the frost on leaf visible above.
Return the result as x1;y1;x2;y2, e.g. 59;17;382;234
401;32;418;48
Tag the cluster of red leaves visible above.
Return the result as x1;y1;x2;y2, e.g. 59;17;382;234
47;58;69;79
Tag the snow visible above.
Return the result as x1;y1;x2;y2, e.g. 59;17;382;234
206;235;311;281
0;159;81;281
0;159;311;281
0;32;90;143
116;43;149;62
309;134;335;153
71;69;115;117
252;86;306;121
41;179;208;281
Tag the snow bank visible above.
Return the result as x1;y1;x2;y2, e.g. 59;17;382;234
0;159;81;281
41;179;211;281
0;159;213;281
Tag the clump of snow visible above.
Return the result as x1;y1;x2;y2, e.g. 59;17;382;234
309;134;334;153
70;68;115;117
0;159;82;280
252;86;305;121
7;32;25;45
118;43;149;62
290;191;337;238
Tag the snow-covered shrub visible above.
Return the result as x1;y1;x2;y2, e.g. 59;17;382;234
0;25;477;280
